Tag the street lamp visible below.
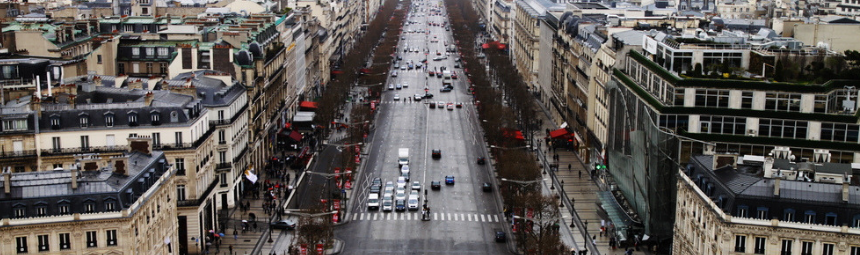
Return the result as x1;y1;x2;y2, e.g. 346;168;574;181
489;145;530;150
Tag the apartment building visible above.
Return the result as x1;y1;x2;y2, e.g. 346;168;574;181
0;146;179;255
512;0;563;88
674;154;860;255
493;0;513;43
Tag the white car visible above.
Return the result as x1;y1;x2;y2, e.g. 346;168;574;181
388;84;395;90
384;181;395;193
414;94;423;101
382;197;393;212
408;197;420;211
411;181;421;190
403;82;408;88
367;193;380;210
391;71;398;77
395;188;407;200
393;94;400;100
396;177;407;188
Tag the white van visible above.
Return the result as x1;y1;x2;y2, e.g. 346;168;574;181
367;193;380;210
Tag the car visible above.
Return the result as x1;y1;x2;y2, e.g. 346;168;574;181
416;63;423;68
456;102;463;108
382;198;393;212
397;55;403;60
388;84;395;90
393;94;400;100
495;229;506;242
395;188;407;200
384;181;395;193
452;73;458;79
440;86;452;92
423;93;434;99
432;149;441;159
431;181;441;190
403;82;409;88
429;101;436;108
454;63;460;68
396;84;402;89
482;182;492;192
437;101;446;108
391;71;398;77
397;177;407;188
445;175;455;185
436;72;443;78
408;198;420;210
367;193;380;210
400;65;407;70
270;219;297;230
394;63;400;69
408;64;414;70
395;199;407;211
447;103;454;110
429;71;435;76
477;157;486;165
414;94;423;101
411;181;421;190
401;171;410;182
433;57;443;61
372;178;382;186
370;184;381;193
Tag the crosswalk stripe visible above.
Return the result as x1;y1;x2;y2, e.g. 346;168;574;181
453;214;458;221
355;213;360;221
460;214;465;221
388;213;393;220
406;213;411;220
481;214;486;222
359;213;365;220
433;213;437;221
467;214;472;221
493;215;499;222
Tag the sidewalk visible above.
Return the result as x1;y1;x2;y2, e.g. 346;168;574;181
529;102;649;255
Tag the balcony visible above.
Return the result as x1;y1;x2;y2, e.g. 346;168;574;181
209;102;249;127
0;150;37;159
177;176;219;207
216;162;232;170
41;146;128;156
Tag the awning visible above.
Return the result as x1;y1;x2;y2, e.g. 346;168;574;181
287;130;303;142
502;128;525;141
497;43;507;50
481;43;489;49
299;101;318;109
549;128;570;139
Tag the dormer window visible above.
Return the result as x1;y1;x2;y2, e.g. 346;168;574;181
131;47;139;56
104;112;114;127
151;111;161;126
128;112;138;126
79;114;89;128
50;116;61;130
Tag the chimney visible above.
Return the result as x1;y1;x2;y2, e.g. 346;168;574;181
166;14;171;24
127;135;153;155
3;167;11;194
128;79;143;90
93;76;102;87
843;180;850;203
71;168;78;190
773;178;780;197
113;157;128;176
30;96;42;117
144;91;154;106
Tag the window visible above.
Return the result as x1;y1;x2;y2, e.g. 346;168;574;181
16;236;27;253
2;119;27;131
175;158;185;175
765;92;802;112
805;211;816;223
36;206;46;216
129;112;138;126
695;89;730;108
84;202;95;213
801;241;814;255
814;95;828;113
59;233;71;250
97;54;103;64
820;123;860;142
755;237;766;254
52;137;61;152
782;240;793;255
105;114;114;127
105;201;115;211
175;132;183;146
177;185;186;201
826;212;838;225
784;209;796;222
823;243;835;255
158;48;169;57
737;205;749;218
854;214;860;227
160;63;168;74
757;207;769;219
152;132;161;147
146;47;154;56
851;246;860;255
220;172;227;186
735;235;747;252
219;130;226;144
741;91;754;109
50;117;60;129
86;231;97;247
131;47;140;56
132;63;140;73
80;115;88;128
59;204;69;214
146;62;153;73
219;151;227;163
106;230;118;246
759;119;808;139
38;234;49;251
81;136;89;150
151;112;160;124
125;25;134;33
699;116;746;135
118;63;125;74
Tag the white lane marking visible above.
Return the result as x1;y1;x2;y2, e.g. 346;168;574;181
454;214;459;221
467;214;472;221
356;213;361;221
481;214;486;222
493;215;499;222
373;214;378;221
387;213;393;220
433;213;437;221
406;213;411;220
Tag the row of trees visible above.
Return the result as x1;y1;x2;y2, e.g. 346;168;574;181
444;0;570;253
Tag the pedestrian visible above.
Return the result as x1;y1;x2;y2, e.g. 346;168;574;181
252;221;258;231
229;245;234;254
233;229;238;240
568;164;572;171
578;170;582;178
592;236;597;246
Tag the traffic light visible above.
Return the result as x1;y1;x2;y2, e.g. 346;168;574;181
595;164;606;170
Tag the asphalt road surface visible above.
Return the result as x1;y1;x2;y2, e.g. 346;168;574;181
335;1;509;254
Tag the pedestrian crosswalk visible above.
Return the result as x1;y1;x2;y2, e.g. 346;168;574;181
348;212;501;222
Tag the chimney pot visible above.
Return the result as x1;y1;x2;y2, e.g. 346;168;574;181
3;168;11;194
71;168;79;190
773;178;781;197
843;181;850;203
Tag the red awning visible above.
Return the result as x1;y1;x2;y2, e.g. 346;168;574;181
300;101;318;109
288;130;303;142
501;128;526;141
497;43;507;50
481;43;489;49
549;128;570;139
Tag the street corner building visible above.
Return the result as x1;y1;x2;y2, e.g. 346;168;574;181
0;143;179;254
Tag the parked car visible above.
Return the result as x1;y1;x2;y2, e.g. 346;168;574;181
495;229;506;242
270;220;297;230
482;182;492;192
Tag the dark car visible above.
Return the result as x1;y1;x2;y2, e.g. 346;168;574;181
429;102;436;108
454;63;460;68
395;199;407;211
270;219;297;230
432;149;441;159
423;93;434;99
440;86;452;92
431;181;441;190
482;182;492;192
445;175;455;185
370;184;381;194
495;229;506;242
477;157;486;165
